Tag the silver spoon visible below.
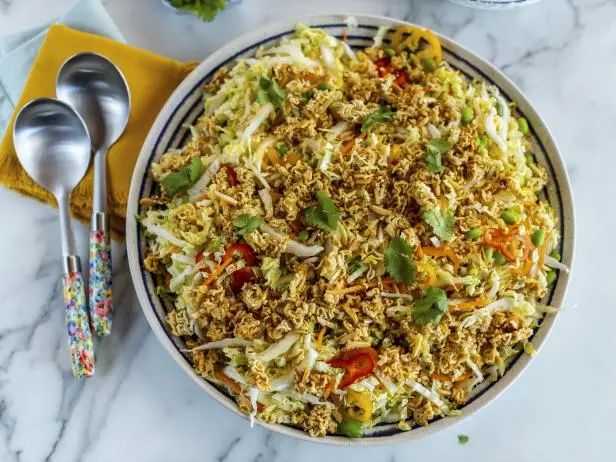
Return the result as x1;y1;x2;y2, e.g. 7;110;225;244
57;52;130;337
13;98;95;378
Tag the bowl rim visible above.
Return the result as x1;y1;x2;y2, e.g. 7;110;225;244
126;13;575;446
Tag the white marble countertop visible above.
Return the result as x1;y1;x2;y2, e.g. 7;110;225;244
0;0;611;461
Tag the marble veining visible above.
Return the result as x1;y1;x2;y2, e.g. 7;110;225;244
0;0;613;461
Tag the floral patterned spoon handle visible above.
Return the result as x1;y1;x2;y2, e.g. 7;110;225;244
89;213;112;336
63;255;96;378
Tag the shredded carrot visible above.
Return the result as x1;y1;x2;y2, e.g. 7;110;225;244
327;284;366;295
421;246;461;272
430;370;472;383
340;134;365;156
454;371;473;383
203;257;233;286
316;326;327;351
301;72;321;81
323;379;335;399
283;151;301;165
214;370;242;394
448;298;489;313
438;196;448;211
512;257;533;276
340;138;356;156
430;372;454;382
195;192;210;202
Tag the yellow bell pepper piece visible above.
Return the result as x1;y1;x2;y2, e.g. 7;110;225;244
345;389;373;422
390;25;443;65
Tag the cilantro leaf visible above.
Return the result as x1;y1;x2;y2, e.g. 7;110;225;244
425;149;442;173
188;157;203;183
348;256;362;274
425;138;451;173
304;191;340;232
161;157;203;197
276;144;288;156
384;236;416;285
168;0;228;22
258;76;286;108
422;207;455;241
361;106;395;133
206;237;223;253
458;434;470;445
413;287;448;325
233;214;263;236
427;138;451;153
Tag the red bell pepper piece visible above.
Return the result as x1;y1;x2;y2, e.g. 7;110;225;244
222;164;239;186
393;69;409;88
195;250;205;263
374;57;391;77
223;242;257;266
229;267;257;294
328;347;378;389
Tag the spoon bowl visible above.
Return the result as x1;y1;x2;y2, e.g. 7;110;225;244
13;98;91;197
57;52;130;150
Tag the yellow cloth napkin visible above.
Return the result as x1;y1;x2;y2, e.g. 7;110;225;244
0;24;195;237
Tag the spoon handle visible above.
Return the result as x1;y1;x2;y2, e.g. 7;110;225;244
88;214;112;336
63;256;95;378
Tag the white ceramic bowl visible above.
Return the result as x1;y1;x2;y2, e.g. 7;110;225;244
126;14;575;445
448;0;544;9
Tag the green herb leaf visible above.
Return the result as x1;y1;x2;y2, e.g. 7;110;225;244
413;287;448;325
161;157;203;198
458;434;470;445
425;149;442;173
384;236;416;285
276;144;288;156
161;171;190;198
422;207;455;241
425;138;451;173
206;236;223;253
361;106;395;133
348;256;362;274
258;76;286;108
233;214;264;236
168;0;228;22
304;191;340;232
188;157;203;183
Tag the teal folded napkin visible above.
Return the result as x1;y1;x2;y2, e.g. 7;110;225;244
0;0;125;134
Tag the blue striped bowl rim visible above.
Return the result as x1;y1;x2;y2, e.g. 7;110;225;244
126;14;575;446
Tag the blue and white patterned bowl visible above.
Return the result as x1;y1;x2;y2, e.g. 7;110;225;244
126;14;574;445
448;0;544;9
